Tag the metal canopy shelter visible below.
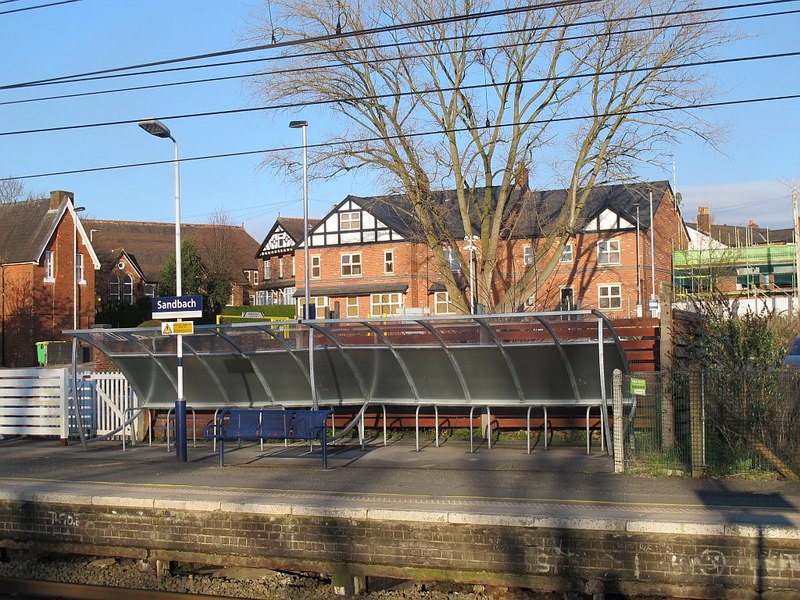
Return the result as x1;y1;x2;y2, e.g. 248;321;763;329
69;311;629;415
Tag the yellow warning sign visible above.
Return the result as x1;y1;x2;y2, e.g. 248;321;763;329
161;321;194;335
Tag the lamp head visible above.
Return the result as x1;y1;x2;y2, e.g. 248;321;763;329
74;206;86;213
289;120;308;129
138;119;172;139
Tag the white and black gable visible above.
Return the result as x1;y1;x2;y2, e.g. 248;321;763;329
303;198;406;248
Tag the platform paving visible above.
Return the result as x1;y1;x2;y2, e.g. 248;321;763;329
0;435;798;533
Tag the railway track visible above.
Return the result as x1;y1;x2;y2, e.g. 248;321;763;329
0;577;247;600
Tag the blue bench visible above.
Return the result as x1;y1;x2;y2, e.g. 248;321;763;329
204;408;334;469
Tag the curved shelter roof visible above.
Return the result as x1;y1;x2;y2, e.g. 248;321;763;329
70;311;629;412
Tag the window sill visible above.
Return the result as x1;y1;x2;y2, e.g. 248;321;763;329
43;277;55;284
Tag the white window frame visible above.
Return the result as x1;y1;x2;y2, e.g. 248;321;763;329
109;275;120;302
598;284;622;310
341;253;362;277
384;250;394;274
434;291;457;315
559;242;574;263
523;246;534;266
122;274;134;304
598;239;621;265
43;250;55;282
299;296;329;319
346;297;359;318
278;257;284;279
444;247;460;272
370;292;403;316
253;270;259;285
144;284;155;298
75;253;85;284
292;256;296;278
311;255;321;279
340;211;361;231
263;260;271;280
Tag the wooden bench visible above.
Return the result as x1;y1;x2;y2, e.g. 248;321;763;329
204;408;333;468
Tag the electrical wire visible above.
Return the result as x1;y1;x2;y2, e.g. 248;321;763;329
0;0;600;90
4;48;800;138
0;0;81;15
4;90;800;182
2;0;796;96
3;2;797;107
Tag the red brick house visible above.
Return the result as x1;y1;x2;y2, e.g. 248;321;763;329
258;181;687;318
0;190;99;367
85;219;261;309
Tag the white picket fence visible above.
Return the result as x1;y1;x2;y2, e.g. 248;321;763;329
86;371;138;438
0;368;137;441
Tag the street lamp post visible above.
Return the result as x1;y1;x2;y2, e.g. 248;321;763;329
138;118;187;462
289;120;317;410
73;205;85;331
464;235;479;314
648;191;659;317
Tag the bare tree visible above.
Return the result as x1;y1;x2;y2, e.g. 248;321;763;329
0;177;25;204
194;209;239;313
0;176;45;204
254;0;732;311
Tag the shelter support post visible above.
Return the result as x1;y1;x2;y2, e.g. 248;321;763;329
613;369;624;473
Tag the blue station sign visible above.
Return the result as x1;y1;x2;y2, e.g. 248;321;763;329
152;295;204;319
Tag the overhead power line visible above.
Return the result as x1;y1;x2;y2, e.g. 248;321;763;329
3;2;798;107
3;49;800;138
4;91;800;182
3;0;797;97
0;0;81;15
0;0;600;90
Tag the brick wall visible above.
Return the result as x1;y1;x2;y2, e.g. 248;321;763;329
1;500;798;598
1;209;95;367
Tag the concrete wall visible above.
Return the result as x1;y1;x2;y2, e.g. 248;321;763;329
1;498;798;599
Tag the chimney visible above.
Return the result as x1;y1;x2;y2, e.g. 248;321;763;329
49;190;74;210
697;206;711;234
514;162;529;190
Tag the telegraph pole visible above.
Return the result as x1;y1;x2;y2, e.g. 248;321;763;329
794;190;800;315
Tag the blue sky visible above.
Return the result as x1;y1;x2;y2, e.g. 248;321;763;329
2;0;800;243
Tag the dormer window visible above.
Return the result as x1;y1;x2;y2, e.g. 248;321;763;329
340;211;360;231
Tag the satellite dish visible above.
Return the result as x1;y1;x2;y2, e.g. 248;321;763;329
675;192;683;207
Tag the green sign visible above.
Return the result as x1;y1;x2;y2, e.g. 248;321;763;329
630;377;647;396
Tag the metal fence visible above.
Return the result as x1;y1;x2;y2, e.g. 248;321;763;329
622;369;800;477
